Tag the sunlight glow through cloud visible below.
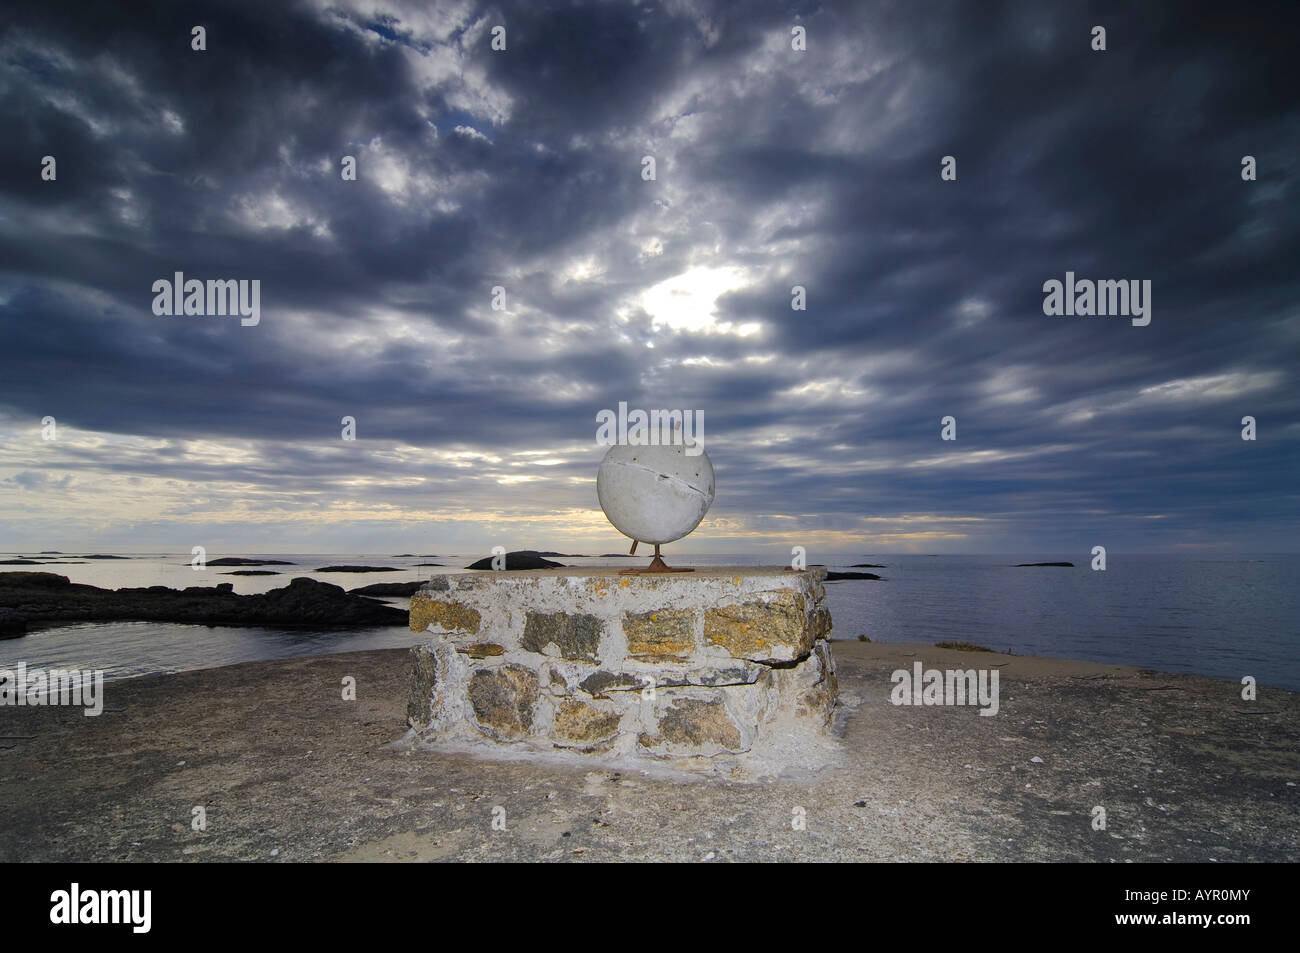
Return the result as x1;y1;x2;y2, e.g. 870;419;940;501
639;265;761;337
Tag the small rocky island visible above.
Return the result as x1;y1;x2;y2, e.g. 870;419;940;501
0;571;407;637
349;581;425;596
464;551;565;570
203;557;297;566
315;565;401;573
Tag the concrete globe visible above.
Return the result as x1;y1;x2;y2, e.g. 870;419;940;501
596;443;715;545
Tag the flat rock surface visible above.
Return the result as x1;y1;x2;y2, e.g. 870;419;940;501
1;641;1294;862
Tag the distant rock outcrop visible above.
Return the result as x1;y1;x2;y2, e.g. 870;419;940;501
348;581;424;596
204;557;296;566
0;572;68;588
825;571;882;580
1014;562;1074;567
315;566;400;573
0;572;406;634
465;551;565;570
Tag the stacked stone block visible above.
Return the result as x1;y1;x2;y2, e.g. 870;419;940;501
407;567;837;761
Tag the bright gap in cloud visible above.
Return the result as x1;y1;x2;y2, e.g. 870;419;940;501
639;265;760;336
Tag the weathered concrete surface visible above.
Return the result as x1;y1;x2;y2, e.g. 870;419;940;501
407;567;837;767
1;642;1295;862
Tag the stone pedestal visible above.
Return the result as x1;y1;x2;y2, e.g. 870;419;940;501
406;567;837;765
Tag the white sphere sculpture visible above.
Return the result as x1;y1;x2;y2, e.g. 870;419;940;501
597;443;715;545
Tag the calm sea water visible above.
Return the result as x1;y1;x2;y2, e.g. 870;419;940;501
2;552;1297;690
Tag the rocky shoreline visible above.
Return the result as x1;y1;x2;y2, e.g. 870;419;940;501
0;572;407;637
0;641;1293;862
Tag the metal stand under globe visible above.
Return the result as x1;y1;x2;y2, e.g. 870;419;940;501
619;540;694;574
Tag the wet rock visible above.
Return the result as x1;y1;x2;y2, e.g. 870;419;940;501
246;578;405;626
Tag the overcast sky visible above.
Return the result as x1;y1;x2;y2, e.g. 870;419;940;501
1;0;1296;557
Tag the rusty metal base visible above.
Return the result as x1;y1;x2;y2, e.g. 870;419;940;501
619;543;694;574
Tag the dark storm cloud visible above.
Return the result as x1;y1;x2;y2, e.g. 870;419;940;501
0;0;1295;551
